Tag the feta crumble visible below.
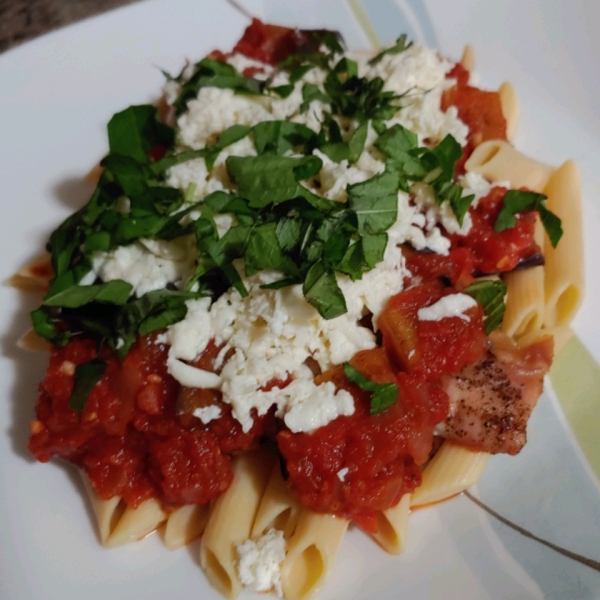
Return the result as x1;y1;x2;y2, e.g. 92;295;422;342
236;529;286;597
192;405;222;424
417;294;478;322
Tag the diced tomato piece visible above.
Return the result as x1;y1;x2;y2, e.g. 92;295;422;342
441;83;507;172
378;283;487;380
405;246;476;287
446;62;470;87
449;187;539;274
233;18;309;65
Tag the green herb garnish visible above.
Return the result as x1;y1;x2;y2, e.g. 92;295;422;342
464;280;507;334
343;363;399;415
495;190;563;248
68;359;108;412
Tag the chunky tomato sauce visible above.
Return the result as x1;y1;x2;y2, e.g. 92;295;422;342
28;21;543;532
442;63;507;173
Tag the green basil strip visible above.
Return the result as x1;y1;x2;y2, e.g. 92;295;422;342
343;362;399;415
68;359;108;412
464;279;507;335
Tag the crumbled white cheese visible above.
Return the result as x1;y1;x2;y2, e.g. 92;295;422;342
166;356;222;389
178;87;272;149
236;529;286;597
417;293;477;322
356;43;469;146
92;239;196;297
166;298;213;362
459;171;510;208
277;380;355;433
192;405;222;424
411;181;472;236
337;467;349;482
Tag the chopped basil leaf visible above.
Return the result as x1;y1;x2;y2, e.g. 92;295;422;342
68;359;108;412
245;223;297;274
226;155;324;208
107;105;174;164
343;362;399;415
252;121;317;156
116;289;197;356
300;83;330;112
495;190;563;248
43;280;133;309
320;120;369;164
464;280;507;335
303;261;347;320
31;307;59;342
173;58;264;115
347;171;399;234
368;34;413;66
289;64;313;84
270;84;295;98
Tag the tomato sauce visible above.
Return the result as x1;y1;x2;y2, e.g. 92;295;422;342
233;19;311;65
442;62;507;173
29;335;235;509
278;349;448;532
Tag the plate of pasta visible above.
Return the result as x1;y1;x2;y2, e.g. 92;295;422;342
1;1;600;600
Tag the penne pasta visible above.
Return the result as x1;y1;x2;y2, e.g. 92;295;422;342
82;473;166;546
164;503;211;551
410;441;491;507
6;252;53;292
85;163;104;186
17;328;52;352
281;509;349;600
200;449;275;599
518;326;571;356
502;219;545;338
459;44;475;72
82;474;125;545
465;140;552;192
370;493;411;555
498;81;519;141
252;462;301;540
106;498;167;547
542;160;584;328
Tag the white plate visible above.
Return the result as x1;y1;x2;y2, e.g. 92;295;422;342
1;1;599;599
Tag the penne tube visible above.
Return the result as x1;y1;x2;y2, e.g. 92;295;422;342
518;325;571;356
82;474;125;545
164;504;211;550
498;81;519;141
6;252;53;292
200;449;275;599
465;140;552;192
82;473;167;546
281;509;349;600
542;160;584;328
459;44;475;72
502;219;545;338
410;441;491;507
252;462;301;540
85;163;104;186
106;498;167;547
370;493;411;555
17;329;52;352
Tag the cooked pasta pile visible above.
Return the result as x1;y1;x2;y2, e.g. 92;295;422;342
14;19;583;600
